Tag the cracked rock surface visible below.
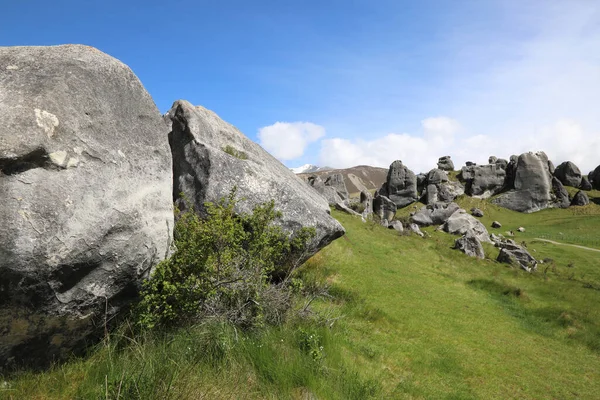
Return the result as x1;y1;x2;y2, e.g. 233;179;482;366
0;45;173;370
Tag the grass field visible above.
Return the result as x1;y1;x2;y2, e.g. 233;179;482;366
3;193;600;399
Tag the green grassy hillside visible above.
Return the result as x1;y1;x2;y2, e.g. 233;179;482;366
3;195;600;399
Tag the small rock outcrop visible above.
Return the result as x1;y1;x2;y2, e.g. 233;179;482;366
454;232;485;259
491;221;502;228
411;202;460;226
571;190;590;206
580;176;592;191
388;220;404;232
471;208;484;217
0;45;174;370
423;168;464;205
373;195;397;221
165;100;344;259
408;223;425;237
437;155;454;171
443;209;492;244
492;151;558;213
381;160;419;208
554;161;582;188
495;239;537;272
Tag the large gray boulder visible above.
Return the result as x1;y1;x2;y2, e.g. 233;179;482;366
411;202;460;226
459;164;506;198
423;169;464;205
443;209;492;244
492;151;557;213
384;160;418;208
495;240;537;272
589;165;600;190
165;100;344;254
554;161;582;188
437;156;454;171
580;176;592;191
373;195;397;221
551;177;570;209
0;45;174;369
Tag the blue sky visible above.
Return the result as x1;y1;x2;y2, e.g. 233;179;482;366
2;0;599;173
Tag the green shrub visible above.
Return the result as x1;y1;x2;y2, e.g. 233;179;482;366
222;144;248;160
137;189;315;330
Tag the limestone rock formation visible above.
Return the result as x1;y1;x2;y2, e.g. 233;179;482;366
554;161;582;188
388;220;404;232
551;177;570;209
411;202;460;226
165;100;344;258
492;151;558;213
459;164;506;198
589;165;600;190
0;45;174;369
324;173;349;200
454;232;485;259
495;240;537;272
471;208;484;217
373;195;397;221
381;160;418;208
423;169;464;205
571;190;590;206
443;209;492;244
580;176;592;191
437;156;454;171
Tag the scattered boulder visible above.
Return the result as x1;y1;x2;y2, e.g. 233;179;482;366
491;221;502;228
454;232;485;259
383;160;418;208
437;156;455;171
589;165;600;190
411;202;460;226
554;161;582;188
471;208;484;218
580;176;592;191
0;45;174;370
443;209;492;244
492;151;557;213
380;218;389;227
388;220;404;232
373;195;397;221
517;227;525;232
165;99;344;260
496;240;537;272
571;190;590;206
409;223;425;237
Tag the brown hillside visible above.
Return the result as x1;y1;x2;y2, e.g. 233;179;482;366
298;165;388;196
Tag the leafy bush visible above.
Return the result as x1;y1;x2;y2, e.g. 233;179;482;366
222;144;248;160
137;189;315;330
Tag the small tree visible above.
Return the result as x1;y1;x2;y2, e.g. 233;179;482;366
137;189;315;330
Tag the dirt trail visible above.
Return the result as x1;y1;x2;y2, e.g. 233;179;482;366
533;238;600;253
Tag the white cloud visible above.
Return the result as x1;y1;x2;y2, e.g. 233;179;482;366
258;122;325;160
422;117;461;137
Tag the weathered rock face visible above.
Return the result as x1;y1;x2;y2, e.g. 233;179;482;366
0;45;174;369
307;175;349;209
495;240;537;272
437;156;454;171
360;190;373;217
443;209;492;244
589;165;600;190
571;190;590;206
384;160;418;208
423;169;464;205
492;152;556;213
411;202;460;226
554;161;582;188
551;177;570;209
324;173;349;200
459;164;506;197
166;100;344;255
373;195;397;221
454;232;485;259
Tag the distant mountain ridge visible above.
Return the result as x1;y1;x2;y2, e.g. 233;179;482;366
290;164;333;174
297;165;388;196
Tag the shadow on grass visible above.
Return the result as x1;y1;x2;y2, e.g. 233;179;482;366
467;279;600;354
